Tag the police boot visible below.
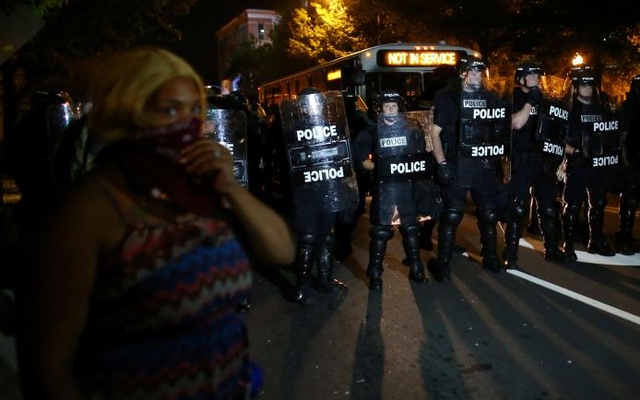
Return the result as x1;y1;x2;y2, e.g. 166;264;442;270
366;226;393;291
615;207;637;255
292;234;317;305
418;219;436;251
400;224;427;283
428;222;454;282
562;210;579;262
502;219;521;269
478;219;503;273
587;207;615;256
316;232;348;294
539;206;566;263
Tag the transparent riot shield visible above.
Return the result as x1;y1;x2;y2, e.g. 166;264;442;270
371;110;432;225
584;115;622;169
534;95;569;166
459;89;510;157
205;108;248;187
279;90;358;213
457;89;510;187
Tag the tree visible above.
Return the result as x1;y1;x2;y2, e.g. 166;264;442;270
2;0;198;96
0;0;65;16
287;1;367;64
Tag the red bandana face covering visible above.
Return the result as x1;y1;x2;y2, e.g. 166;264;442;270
115;117;220;216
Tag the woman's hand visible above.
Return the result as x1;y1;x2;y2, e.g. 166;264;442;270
179;138;240;194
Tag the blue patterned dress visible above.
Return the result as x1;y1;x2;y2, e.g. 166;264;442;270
76;186;253;400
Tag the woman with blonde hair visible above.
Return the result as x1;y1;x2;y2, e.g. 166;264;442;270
15;46;295;399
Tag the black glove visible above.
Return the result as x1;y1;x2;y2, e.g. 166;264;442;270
437;161;451;185
526;86;541;108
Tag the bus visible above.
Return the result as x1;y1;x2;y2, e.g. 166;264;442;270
258;41;482;112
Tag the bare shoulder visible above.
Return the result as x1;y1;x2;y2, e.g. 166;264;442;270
48;172;127;250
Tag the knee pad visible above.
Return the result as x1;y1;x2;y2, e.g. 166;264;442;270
507;198;527;220
441;203;464;226
369;226;394;241
478;207;499;225
590;196;607;210
538;203;557;219
298;233;320;246
399;224;420;236
620;194;639;212
563;202;580;217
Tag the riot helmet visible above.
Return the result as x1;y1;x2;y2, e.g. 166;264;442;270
570;66;596;86
457;55;486;75
457;55;486;92
515;62;543;87
570;66;597;103
374;89;405;123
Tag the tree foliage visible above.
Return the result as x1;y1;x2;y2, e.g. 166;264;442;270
264;0;640;99
287;1;367;64
0;0;65;16
2;0;197;95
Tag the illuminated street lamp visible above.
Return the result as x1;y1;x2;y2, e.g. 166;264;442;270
572;53;584;66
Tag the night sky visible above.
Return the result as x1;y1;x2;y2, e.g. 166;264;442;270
169;0;277;84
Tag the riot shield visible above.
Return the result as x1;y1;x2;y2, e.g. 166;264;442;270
535;96;569;164
205;108;249;187
458;89;510;157
279;90;358;213
371;110;432;225
584;115;622;169
457;89;510;187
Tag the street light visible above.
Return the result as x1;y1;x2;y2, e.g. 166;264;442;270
572;53;584;66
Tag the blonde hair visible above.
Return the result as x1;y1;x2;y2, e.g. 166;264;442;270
87;46;206;144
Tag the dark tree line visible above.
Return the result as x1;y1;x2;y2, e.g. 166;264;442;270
225;0;640;101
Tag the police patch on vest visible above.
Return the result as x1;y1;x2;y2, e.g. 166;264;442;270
463;99;487;108
581;114;602;123
376;153;431;182
379;136;407;148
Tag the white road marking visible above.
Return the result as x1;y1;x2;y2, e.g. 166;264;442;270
520;238;640;266
507;268;640;326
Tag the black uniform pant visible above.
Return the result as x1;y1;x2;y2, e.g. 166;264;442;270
438;170;500;266
504;153;562;258
562;158;608;249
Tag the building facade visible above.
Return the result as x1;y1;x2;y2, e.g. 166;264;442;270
215;8;280;90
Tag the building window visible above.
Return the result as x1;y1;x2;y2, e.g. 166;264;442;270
258;23;265;41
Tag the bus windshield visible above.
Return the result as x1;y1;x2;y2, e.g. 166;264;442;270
366;72;423;107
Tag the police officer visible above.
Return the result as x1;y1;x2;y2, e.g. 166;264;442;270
502;62;567;268
615;75;640;254
561;67;619;259
427;56;510;282
334;70;374;261
279;87;358;304
352;89;431;291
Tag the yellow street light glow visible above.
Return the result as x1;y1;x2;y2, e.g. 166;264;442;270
572;53;584;66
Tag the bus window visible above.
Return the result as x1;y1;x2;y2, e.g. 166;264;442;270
367;72;423;110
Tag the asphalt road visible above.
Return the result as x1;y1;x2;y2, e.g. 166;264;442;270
247;197;640;400
0;190;638;400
